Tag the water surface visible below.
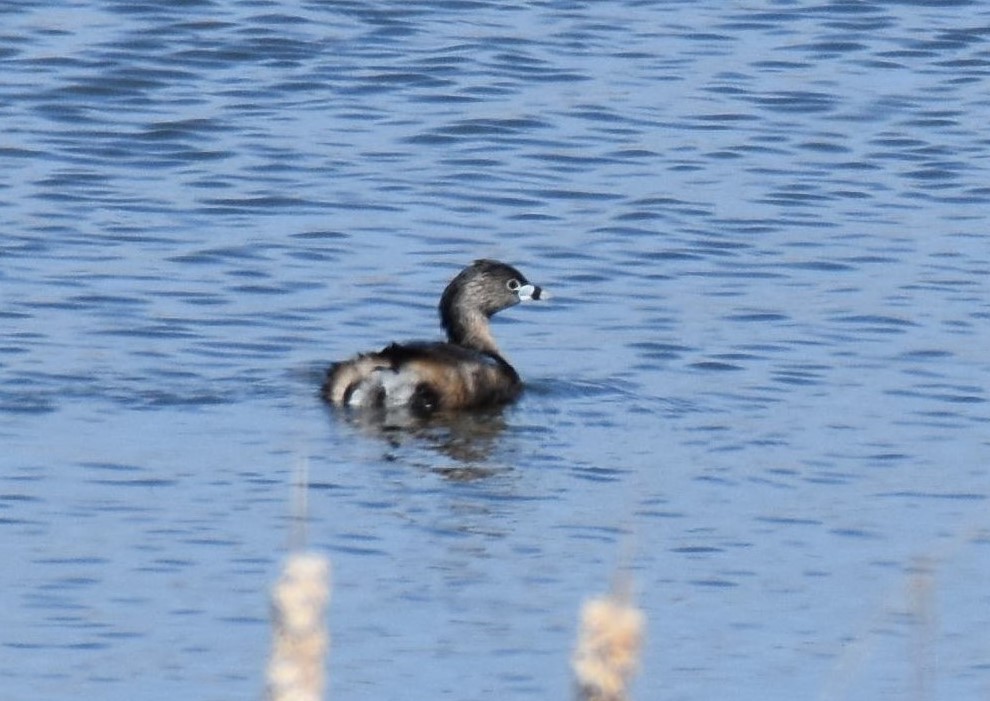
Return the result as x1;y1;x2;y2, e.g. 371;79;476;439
2;2;990;700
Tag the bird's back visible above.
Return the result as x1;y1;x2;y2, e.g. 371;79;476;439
322;341;521;415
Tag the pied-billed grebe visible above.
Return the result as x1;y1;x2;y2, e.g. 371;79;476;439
322;259;546;415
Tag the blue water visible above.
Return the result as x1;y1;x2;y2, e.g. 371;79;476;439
3;2;990;700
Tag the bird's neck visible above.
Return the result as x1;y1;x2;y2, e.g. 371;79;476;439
442;304;501;356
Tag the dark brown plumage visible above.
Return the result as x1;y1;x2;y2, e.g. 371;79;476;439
322;260;546;416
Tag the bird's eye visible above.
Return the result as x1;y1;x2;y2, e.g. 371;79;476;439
506;279;521;292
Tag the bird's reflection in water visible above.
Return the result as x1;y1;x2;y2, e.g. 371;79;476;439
330;405;510;481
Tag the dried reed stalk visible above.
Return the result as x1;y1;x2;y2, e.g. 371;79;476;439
572;582;645;701
266;552;331;701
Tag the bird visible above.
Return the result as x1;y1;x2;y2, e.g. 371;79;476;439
322;259;546;416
